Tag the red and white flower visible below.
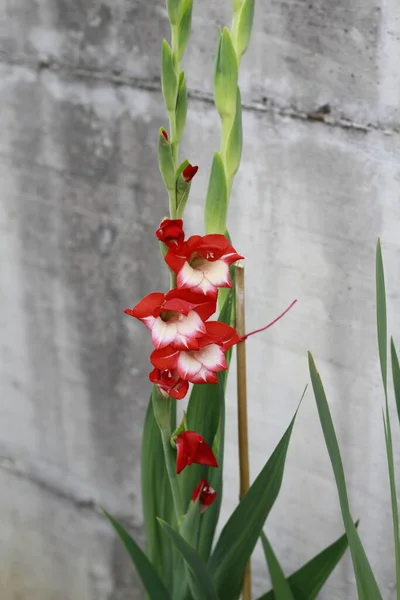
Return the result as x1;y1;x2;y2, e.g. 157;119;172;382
175;431;218;474
165;234;243;296
125;289;217;350
150;321;239;384
149;368;188;400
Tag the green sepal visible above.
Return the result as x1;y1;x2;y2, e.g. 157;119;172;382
171;411;188;448
167;0;180;24
236;0;255;59
175;159;191;218
177;0;193;61
225;86;243;179
162;39;178;112
158;128;176;192
205;151;228;234
175;71;188;143
179;494;202;548
214;27;238;122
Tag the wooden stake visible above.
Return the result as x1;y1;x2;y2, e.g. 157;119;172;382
235;264;251;600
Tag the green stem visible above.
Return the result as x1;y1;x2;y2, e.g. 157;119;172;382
161;428;184;521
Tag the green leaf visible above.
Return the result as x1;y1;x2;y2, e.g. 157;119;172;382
141;398;176;588
175;72;188;143
376;241;400;596
236;0;255;59
391;337;400;426
158;128;176;192
158;519;219;600
258;525;355;600
162;40;178;112
177;0;193;61
225;86;243;180
260;532;295;600
214;27;238;121
308;352;382;600
376;239;387;394
104;511;172;600
209;408;300;600
205;151;228;234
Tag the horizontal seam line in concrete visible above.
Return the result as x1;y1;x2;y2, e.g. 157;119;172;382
0;454;135;522
1;53;399;136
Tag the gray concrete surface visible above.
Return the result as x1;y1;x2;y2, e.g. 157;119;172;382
1;1;400;599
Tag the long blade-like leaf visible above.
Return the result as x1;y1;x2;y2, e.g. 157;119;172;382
391;337;400;426
209;405;301;600
257;525;356;600
376;241;400;598
158;518;219;600
308;352;382;600
376;239;387;394
104;511;172;600
141;398;176;587
260;532;295;600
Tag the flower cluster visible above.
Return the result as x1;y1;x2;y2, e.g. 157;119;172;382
125;219;243;400
125;219;243;511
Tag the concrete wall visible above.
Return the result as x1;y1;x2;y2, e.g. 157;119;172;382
1;1;400;598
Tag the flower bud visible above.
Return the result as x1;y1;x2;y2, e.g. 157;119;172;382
175;72;188;143
214;28;238;122
192;479;217;513
236;0;255;59
161;40;178;112
156;218;185;247
158;128;176;192
225;87;243;179
177;0;193;61
204;151;228;234
167;0;180;24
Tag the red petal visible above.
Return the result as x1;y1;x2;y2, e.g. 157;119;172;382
165;244;189;273
166;289;217;321
150;346;180;370
130;292;165;320
175;431;218;474
203;321;240;351
182;164;198;182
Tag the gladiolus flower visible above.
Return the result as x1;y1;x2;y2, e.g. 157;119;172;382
182;164;198;182
165;234;243;296
125;289;217;350
156;219;185;248
175;431;218;474
150;321;238;384
192;478;217;513
149;368;188;400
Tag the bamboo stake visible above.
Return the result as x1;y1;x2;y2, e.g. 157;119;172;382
235;264;251;600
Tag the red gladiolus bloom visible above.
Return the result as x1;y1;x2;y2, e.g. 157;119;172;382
150;321;238;384
165;234;243;296
175;431;218;474
182;164;198;182
192;478;217;513
125;289;217;350
156;219;185;248
149;368;188;400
